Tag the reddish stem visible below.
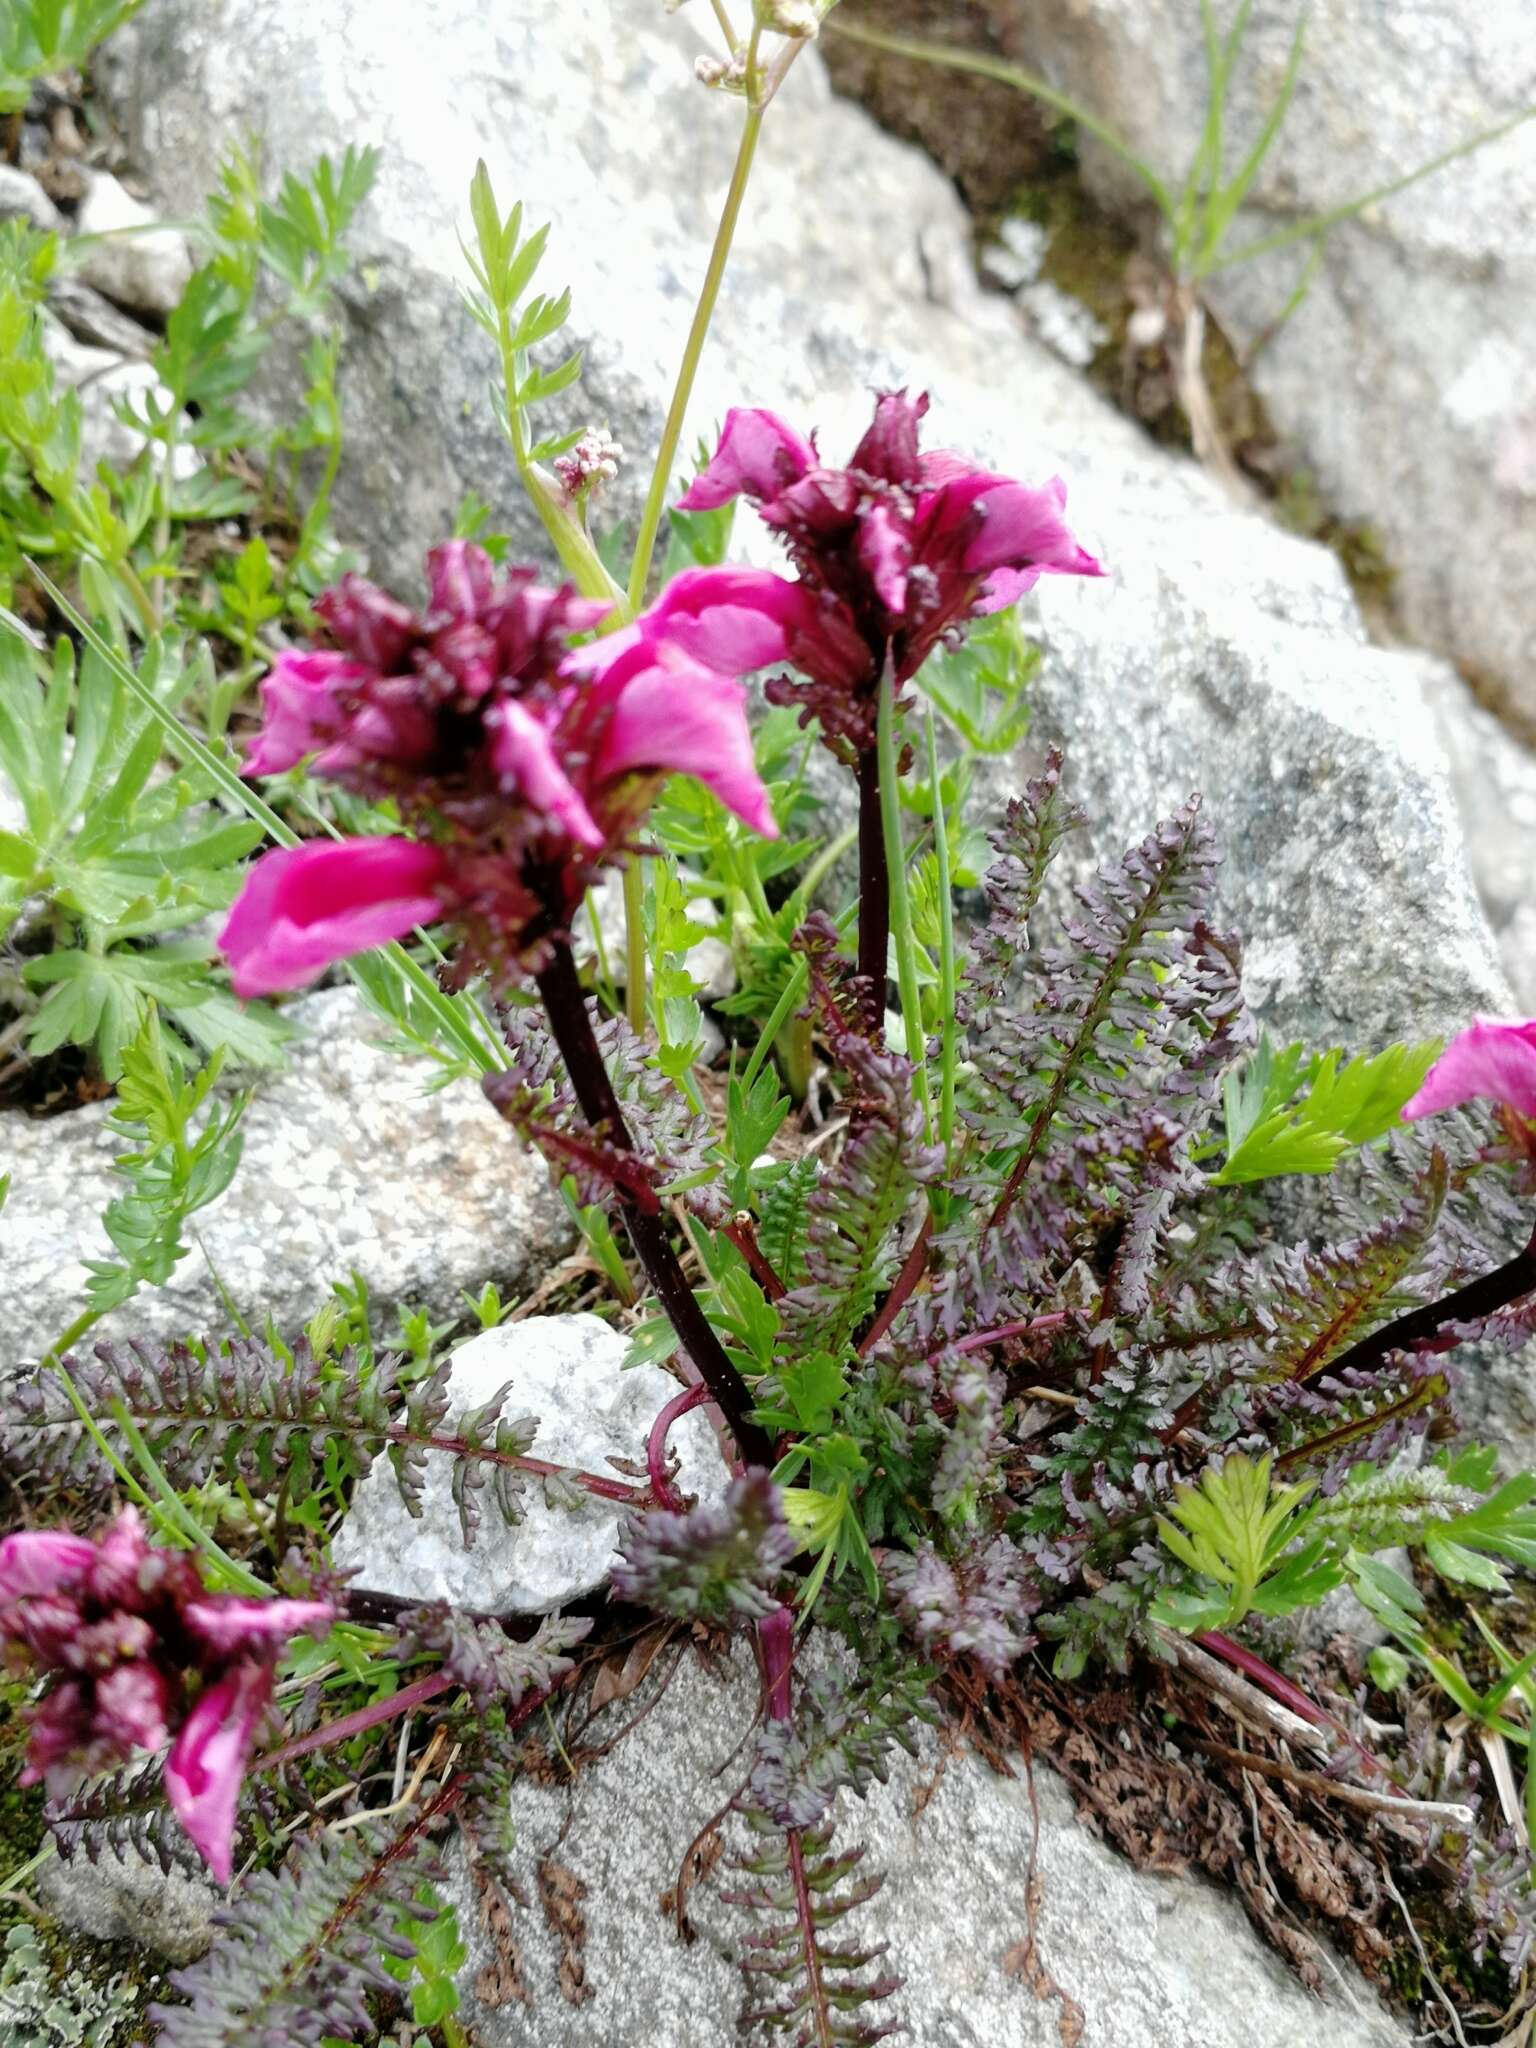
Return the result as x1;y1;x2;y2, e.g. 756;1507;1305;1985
1193;1630;1329;1728
534;938;773;1468
856;1211;933;1356
757;1604;795;1723
253;1670;457;1773
412;1436;643;1505
856;743;888;1037
647;1381;711;1512
1193;1629;1392;1780
725;1214;787;1302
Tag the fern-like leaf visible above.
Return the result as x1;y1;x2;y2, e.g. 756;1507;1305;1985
4;1337;539;1547
148;1797;450;2045
725;1814;902;2047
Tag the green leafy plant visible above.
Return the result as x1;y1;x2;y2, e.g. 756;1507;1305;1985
1213;1031;1441;1183
1151;1451;1340;1631
0;0;144;113
0;631;288;1077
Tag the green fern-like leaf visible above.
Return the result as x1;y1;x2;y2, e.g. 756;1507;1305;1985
1214;1032;1441;1184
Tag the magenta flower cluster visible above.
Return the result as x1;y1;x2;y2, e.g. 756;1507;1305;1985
669;390;1103;756
223;543;776;996
0;1512;332;1883
218;392;1101;997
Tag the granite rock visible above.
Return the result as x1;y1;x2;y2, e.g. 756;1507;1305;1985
445;1642;1409;2048
982;0;1536;725
332;1314;725;1614
0;163;61;232
72;168;193;314
1;987;572;1363
38;1846;217;1968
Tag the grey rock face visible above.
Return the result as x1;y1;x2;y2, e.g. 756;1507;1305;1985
1020;560;1508;1050
72;168;193;314
446;1643;1407;2048
38;1846;216;1967
983;0;1536;724
332;1314;724;1615
1;987;572;1363
1419;663;1536;1012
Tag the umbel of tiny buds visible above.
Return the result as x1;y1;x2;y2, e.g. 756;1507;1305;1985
0;1511;333;1883
221;542;776;996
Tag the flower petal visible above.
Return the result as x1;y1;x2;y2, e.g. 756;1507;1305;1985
956;474;1105;581
218;839;448;1000
244;652;370;778
485;699;604;848
425;539;498;621
644;565;815;673
856;501;912;615
182;1598;336;1658
677;408;814;510
164;1662;272;1886
593;657;778;838
0;1531;95;1601
312;573;417;671
1403;1017;1536;1120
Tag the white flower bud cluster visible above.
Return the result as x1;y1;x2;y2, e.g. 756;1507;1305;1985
555;428;624;501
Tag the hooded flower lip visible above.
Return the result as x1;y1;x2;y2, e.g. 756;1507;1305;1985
582;635;779;842
0;1509;334;1884
1403;1017;1536;1122
164;1661;276;1886
676;406;815;511
217;838;448;1000
671;390;1104;755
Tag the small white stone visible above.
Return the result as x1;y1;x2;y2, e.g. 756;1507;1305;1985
331;1314;728;1615
41;316;200;481
981;214;1047;291
72;169;193;315
0;164;61;233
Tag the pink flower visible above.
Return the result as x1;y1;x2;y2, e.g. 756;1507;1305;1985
224;543;779;979
1403;1017;1536;1122
579;633;779;841
676;391;1104;757
677;407;815;509
218;838;447;999
163;1663;275;1886
0;1530;96;1600
0;1509;334;1884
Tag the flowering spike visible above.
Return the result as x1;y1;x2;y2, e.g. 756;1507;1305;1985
0;1509;334;1883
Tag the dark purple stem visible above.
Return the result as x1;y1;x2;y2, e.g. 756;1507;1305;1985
1322;1221;1536;1381
856;743;888;1036
534;938;774;1469
647;1381;711;1512
758;1604;795;1723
